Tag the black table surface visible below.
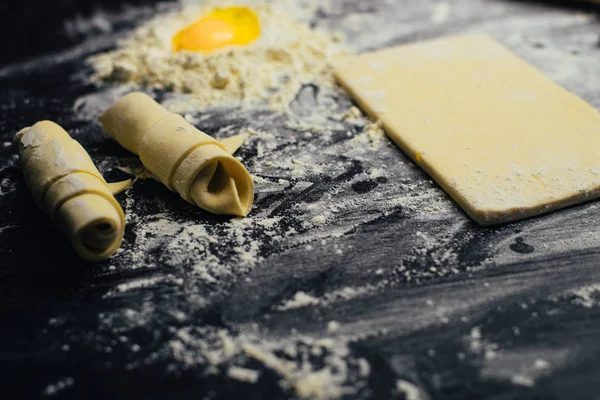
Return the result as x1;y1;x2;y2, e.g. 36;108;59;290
1;0;600;399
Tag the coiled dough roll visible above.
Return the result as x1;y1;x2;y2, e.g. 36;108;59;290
99;92;254;217
15;121;126;262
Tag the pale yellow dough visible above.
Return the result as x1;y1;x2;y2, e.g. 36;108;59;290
15;121;127;261
99;93;254;217
335;34;600;225
107;180;133;195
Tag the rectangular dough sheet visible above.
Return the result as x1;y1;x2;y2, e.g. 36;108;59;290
334;34;600;225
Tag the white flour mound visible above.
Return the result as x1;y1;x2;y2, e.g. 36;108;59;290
89;0;346;112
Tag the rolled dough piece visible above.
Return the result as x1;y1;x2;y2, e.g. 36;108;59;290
334;34;600;225
14;121;126;261
99;92;254;217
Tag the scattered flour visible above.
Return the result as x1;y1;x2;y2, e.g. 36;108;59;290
327;321;341;333
392;224;475;284
227;366;261;383
116;161;157;181
569;284;600;308
43;377;75;397
510;374;535;387
389;181;452;214
63;4;159;40
65;10;113;37
467;326;499;361
351;119;387;149
113;276;168;293
167;325;370;399
278;291;320;310
0;176;16;196
548;284;600;309
312;215;327;224
277;284;383;311
534;359;551;370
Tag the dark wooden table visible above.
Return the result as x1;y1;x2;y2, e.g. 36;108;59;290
1;0;600;399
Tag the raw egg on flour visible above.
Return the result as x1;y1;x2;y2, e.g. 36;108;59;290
172;6;260;53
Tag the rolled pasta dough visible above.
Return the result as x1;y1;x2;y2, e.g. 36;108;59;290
100;93;254;217
15;121;127;261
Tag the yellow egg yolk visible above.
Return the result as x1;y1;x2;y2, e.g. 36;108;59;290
172;6;260;53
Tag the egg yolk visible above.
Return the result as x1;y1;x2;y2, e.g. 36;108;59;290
173;7;260;53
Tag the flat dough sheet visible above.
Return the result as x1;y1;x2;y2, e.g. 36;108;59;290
335;34;600;225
